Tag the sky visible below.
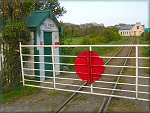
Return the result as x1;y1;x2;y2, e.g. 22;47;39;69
58;0;149;28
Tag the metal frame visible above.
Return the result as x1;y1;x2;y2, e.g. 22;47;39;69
20;43;150;101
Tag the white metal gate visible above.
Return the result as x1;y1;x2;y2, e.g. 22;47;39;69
20;43;150;101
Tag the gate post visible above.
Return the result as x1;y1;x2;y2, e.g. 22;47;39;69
52;46;56;89
19;42;25;86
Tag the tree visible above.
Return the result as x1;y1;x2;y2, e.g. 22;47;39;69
0;0;66;92
34;0;67;17
0;0;66;21
0;0;35;22
100;28;121;43
0;0;34;92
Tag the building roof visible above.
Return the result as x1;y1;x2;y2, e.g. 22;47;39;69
119;24;135;30
27;10;49;28
27;10;60;31
144;28;150;32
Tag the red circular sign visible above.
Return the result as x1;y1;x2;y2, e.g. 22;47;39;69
74;51;105;84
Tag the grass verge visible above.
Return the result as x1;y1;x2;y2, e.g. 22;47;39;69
0;86;40;104
108;98;138;113
138;36;150;75
64;37;82;45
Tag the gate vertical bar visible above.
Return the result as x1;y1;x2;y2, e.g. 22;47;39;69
90;46;93;93
19;42;25;85
0;53;1;71
135;45;138;99
52;46;56;89
0;44;3;71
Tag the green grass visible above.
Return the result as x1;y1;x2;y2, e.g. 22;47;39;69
61;37;129;71
35;98;44;104
48;91;61;97
64;37;82;45
0;86;40;104
108;98;138;113
138;36;149;57
138;36;150;74
138;36;149;44
50;103;59;109
64;36;128;45
74;95;88;102
75;36;128;55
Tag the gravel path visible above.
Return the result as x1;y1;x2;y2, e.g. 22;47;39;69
0;89;72;112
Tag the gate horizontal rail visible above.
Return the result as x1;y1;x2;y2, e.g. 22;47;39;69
21;44;150;47
22;60;149;69
20;43;150;101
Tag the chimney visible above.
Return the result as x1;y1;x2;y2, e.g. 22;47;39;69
136;22;141;25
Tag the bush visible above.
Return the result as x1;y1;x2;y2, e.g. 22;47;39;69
80;28;121;45
2;22;31;91
141;32;150;40
100;29;121;43
80;37;91;45
94;35;107;44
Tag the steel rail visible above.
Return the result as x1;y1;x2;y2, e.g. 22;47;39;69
99;40;136;113
54;82;87;113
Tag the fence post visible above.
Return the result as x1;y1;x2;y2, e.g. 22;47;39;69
135;45;138;99
19;42;25;86
52;46;56;89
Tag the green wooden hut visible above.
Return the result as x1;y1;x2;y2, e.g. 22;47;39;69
27;10;61;81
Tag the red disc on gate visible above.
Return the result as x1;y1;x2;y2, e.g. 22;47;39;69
74;51;105;84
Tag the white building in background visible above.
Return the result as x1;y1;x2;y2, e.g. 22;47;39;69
119;22;144;36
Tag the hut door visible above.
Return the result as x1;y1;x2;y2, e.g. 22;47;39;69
44;32;53;76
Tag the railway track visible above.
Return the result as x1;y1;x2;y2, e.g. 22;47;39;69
54;38;137;113
98;39;137;113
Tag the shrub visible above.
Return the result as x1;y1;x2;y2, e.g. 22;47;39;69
100;29;121;43
80;37;91;45
80;28;121;45
94;35;107;44
142;32;150;40
2;22;31;91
